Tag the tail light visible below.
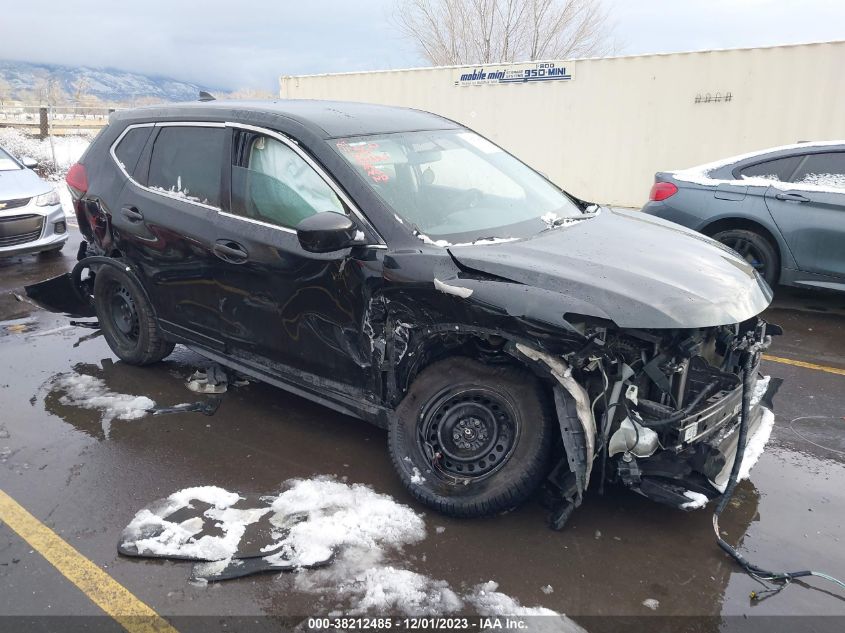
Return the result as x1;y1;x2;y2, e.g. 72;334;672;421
649;181;678;202
66;163;88;197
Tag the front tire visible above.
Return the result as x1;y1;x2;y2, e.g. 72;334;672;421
712;228;779;286
389;357;554;518
93;265;174;365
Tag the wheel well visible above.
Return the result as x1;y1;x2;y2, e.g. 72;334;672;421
700;217;781;280
395;332;531;406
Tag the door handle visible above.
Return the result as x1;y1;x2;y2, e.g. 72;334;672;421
775;192;810;203
121;205;144;222
213;240;249;263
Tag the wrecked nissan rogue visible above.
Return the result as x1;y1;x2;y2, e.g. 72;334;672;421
33;100;779;527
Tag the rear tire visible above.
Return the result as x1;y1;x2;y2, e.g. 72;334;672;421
93;265;174;365
389;357;554;518
712;228;779;286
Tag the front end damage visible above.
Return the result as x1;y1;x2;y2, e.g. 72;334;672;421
515;318;780;528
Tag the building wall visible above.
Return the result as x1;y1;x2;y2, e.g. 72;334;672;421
280;42;845;208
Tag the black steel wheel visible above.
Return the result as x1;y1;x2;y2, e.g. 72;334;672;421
107;284;141;346
418;387;519;480
390;357;554;518
712;228;779;286
93;264;174;365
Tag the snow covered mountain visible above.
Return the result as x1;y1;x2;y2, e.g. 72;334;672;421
0;60;209;104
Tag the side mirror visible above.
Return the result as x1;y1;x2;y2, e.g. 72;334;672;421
296;212;360;253
21;156;38;169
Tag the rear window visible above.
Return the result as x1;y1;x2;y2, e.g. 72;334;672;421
736;156;800;182
114;126;153;176
147;126;226;207
790;152;845;189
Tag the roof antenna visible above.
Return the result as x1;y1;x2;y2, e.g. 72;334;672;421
198;91;216;102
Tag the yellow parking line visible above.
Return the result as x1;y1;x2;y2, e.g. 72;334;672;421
0;489;177;633
763;354;845;377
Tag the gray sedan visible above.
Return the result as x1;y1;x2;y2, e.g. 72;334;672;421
641;142;845;292
0;146;68;257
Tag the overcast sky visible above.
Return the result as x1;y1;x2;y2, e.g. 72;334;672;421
1;0;843;91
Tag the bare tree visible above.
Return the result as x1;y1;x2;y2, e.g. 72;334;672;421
394;0;614;66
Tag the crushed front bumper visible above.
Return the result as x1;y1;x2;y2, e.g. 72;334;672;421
623;374;780;509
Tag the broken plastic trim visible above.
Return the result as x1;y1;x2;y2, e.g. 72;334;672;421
433;277;473;298
513;343;596;491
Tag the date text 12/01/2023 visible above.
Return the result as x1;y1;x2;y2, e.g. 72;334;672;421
307;616;534;629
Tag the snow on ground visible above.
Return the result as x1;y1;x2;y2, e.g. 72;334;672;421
124;486;266;562
0;128;92;219
730;407;776;487
54;372;155;437
122;477;576;622
710;375;775;493
0;127;91;179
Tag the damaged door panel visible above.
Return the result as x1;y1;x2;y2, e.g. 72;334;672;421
28;99;781;525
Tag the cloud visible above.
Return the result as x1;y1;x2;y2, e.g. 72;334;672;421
0;0;422;90
1;0;842;90
607;0;845;57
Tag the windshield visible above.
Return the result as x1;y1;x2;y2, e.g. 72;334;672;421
332;129;584;243
0;148;21;171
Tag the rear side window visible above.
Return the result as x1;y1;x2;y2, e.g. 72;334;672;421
736;156;800;182
147;126;225;207
790;152;845;189
114;126;153;176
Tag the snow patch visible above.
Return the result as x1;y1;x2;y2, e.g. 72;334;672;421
734;407;775;485
468;581;559;616
751;375;770;407
451;236;519;247
338;566;463;615
123;477;571;620
265;477;425;568
680;490;709;510
712;406;776;493
540;212;559;227
0;127;91;179
414;230;451;247
55;373;155;434
121;486;261;562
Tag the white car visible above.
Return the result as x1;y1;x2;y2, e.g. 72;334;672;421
0;146;68;257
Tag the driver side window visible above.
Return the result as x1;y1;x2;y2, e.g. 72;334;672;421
230;132;344;229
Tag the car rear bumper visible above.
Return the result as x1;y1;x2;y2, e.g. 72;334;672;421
0;203;68;256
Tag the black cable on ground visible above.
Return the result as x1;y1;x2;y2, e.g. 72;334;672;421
712;346;845;599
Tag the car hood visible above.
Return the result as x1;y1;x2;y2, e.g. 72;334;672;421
0;168;51;201
447;208;772;329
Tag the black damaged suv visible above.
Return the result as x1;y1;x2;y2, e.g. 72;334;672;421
55;100;777;524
